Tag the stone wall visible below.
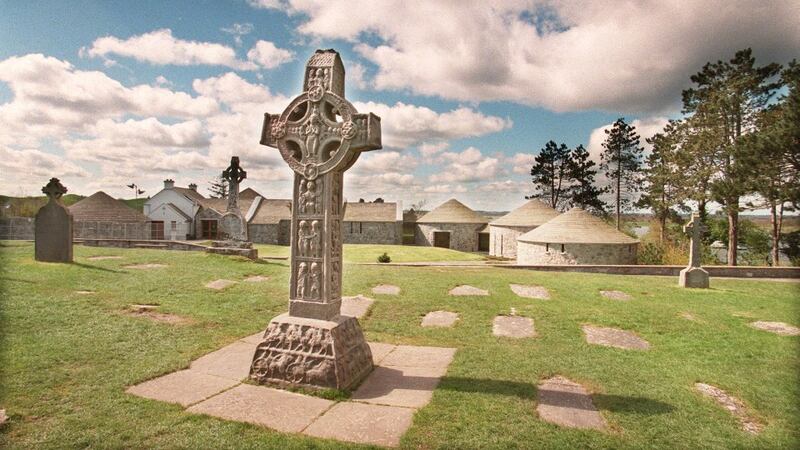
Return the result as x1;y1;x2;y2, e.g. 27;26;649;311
343;221;401;245
0;217;35;240
73;221;149;240
489;225;531;258
415;222;484;252
517;241;638;265
249;223;279;244
504;264;799;279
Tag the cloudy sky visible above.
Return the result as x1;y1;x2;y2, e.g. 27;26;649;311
1;0;798;210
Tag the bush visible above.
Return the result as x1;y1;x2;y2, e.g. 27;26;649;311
637;242;664;265
377;252;391;263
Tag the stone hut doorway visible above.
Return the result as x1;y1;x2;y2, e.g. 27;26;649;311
478;232;489;252
433;230;450;249
201;219;218;239
150;221;164;240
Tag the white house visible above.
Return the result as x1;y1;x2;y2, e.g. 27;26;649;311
143;179;204;240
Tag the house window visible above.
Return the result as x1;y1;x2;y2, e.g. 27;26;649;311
171;221;177;231
545;243;550;252
359;222;363;233
560;244;565;253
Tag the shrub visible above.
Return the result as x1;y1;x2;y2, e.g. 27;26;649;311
377;252;391;263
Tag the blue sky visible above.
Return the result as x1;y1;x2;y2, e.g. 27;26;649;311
1;0;798;210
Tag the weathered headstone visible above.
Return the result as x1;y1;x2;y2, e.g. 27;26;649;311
249;49;381;390
679;213;709;288
34;178;73;262
220;156;248;241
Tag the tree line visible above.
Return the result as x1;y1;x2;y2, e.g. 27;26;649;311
528;49;799;266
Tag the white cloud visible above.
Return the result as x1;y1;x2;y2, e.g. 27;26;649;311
429;146;501;183
418;142;449;158
509;152;536;174
353;101;511;148
478;180;527;192
423;184;467;194
247;0;286;9
221;22;254;46
246;40;294;69
267;0;800;113
586;116;669;163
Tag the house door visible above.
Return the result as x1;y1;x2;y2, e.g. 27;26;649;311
150;221;164;240
433;231;450;248
201;220;218;239
478;232;489;252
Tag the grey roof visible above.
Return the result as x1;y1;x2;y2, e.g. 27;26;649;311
344;202;397;222
417;199;488;224
69;191;147;223
249;199;292;224
517;207;639;245
490;199;559;227
173;187;205;203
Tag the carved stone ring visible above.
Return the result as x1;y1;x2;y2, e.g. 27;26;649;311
341;120;357;140
303;163;319;180
271;121;287;140
308;85;324;103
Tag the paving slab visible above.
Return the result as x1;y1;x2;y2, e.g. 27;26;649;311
241;330;267;345
537;376;607;430
381;345;456;369
749;321;800;336
188;384;334;434
303;402;414;448
449;285;489;296
127;369;238;406
353;365;446;408
583;325;650;350
205;279;237;290
372;284;401;295
243;275;269;283
341;295;374;318
695;382;762;434
493;315;535;338
124;263;167;270
191;340;256;380
599;290;632;301
368;342;396;365
510;284;550;300
74;290;95;295
421;311;459;328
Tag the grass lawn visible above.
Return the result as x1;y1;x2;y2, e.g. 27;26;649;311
1;241;798;449
254;243;486;263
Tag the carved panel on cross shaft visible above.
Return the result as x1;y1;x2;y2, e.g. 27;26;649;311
298;177;322;215
297;220;322;258
251;322;336;386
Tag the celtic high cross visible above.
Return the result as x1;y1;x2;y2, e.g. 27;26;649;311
249;50;379;390
260;49;381;321
684;213;707;268
222;156;247;213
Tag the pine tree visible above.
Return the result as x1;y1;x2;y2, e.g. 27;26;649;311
566;145;607;215
208;176;228;198
681;48;781;265
527;141;572;210
599;118;644;230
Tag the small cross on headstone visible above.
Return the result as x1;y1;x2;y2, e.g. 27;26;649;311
250;49;379;390
679;212;710;288
42;177;68;201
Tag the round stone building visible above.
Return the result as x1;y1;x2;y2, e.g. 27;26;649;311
489;199;559;259
414;199;489;252
516;207;639;265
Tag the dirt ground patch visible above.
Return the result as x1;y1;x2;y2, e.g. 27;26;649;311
749;321;800;336
124;305;191;325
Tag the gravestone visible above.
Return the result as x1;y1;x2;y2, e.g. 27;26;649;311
679;213;709;288
34;178;73;262
220;156;248;241
249;49;381;390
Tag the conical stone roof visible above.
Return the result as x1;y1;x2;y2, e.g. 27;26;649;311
417;198;487;224
69;191;147;223
490;199;559;227
517;207;638;244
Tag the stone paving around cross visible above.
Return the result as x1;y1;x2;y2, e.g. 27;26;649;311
128;331;456;447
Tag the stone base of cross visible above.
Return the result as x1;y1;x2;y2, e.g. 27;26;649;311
249;50;379;390
679;266;709;288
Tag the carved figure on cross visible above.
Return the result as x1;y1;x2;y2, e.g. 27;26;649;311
42;178;68;202
684;213;707;268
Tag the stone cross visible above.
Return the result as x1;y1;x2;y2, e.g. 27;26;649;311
679;212;710;288
684;213;707;268
222;156;247;213
35;177;73;262
250;49;379;390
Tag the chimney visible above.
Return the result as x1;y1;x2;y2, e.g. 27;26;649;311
188;183;197;192
164;179;175;189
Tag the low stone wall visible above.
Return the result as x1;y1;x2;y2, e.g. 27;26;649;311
506;264;800;278
249;223;280;244
517;241;638;265
343;221;401;245
79;238;207;251
0;217;35;240
415;222;485;252
74;221;149;240
489;225;530;258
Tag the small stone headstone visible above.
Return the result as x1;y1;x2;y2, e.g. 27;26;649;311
449;285;489;296
372;284;401;295
749;321;800;336
509;284;550;300
34;177;73;263
582;325;649;350
341;295;374;319
493;315;535;338
537;376;606;430
421;311;459;328
205;279;237;290
599;290;632;301
695;383;762;434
